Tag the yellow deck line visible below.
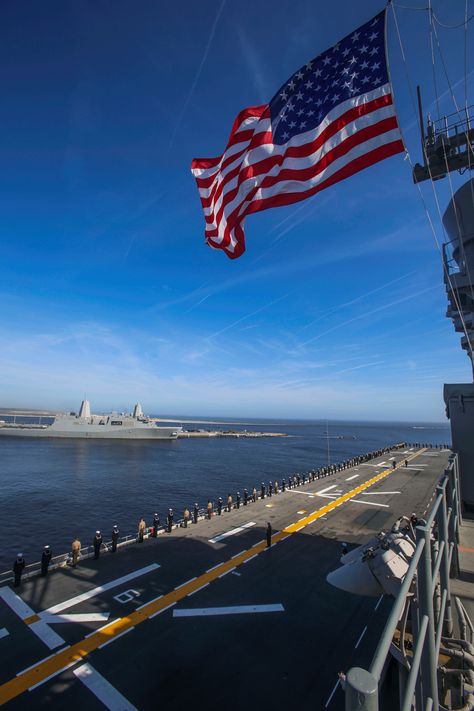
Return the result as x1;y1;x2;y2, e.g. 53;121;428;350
0;449;425;705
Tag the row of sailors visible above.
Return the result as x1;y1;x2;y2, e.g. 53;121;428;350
173;443;414;529
12;474;315;583
408;442;449;449
82;445;411;549
11;442;434;586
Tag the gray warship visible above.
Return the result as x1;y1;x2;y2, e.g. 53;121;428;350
0;400;181;440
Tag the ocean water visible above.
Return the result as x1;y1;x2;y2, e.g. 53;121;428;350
0;418;450;572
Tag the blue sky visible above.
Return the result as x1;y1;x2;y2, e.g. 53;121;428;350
0;0;471;421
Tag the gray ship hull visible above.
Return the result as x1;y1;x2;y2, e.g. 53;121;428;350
0;426;180;439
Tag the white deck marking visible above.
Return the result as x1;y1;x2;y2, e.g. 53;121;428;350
40;612;110;624
405;465;428;470
205;563;221;574
345;474;359;481
28;621;65;649
28;660;77;691
315;485;338;496
74;663;138;710
325;679;341;708
0;587;35;619
218;567;235;577
187;583;210;597
175;577;197;590
136;595;162;612
354;625;368;649
0;628;9;640
43;564;160;614
173;604;284;618
286;489;317;496
362;491;401;496
98;627;133;650
361;462;388;467
17;652;58;676
374;595;384;611
243;554;258;564
113;590;140;604
208;522;256;544
0;588;64;650
350;499;389;508
149;602;176;620
84;621;118;638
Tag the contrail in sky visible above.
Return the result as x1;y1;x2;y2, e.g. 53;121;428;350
169;0;226;149
299;270;417;331
184;293;211;314
301;285;439;347
206;291;292;340
122;232;137;263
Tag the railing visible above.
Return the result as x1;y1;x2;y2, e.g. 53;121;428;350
413;100;474;182
428;105;473;142
344;455;462;711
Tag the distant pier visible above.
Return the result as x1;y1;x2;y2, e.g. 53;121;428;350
178;429;287;438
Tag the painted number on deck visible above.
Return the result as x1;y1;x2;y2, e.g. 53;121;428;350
113;589;140;604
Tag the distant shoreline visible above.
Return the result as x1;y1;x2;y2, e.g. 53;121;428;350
0;408;450;427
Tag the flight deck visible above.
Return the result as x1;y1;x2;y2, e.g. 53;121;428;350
0;447;451;710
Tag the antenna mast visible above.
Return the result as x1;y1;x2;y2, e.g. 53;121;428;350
326;420;331;467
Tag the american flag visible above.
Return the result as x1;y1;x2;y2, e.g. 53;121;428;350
191;9;405;259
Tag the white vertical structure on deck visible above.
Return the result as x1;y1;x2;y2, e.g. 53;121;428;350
78;400;91;419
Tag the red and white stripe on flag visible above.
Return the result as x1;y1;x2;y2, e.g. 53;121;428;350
191;85;403;259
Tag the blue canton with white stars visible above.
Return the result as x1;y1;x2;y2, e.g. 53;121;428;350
270;10;388;145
